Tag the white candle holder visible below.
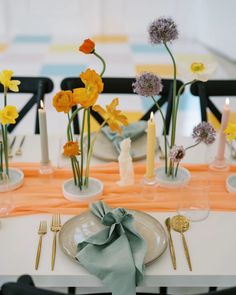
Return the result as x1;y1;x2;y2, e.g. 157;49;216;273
39;161;54;175
209;157;230;172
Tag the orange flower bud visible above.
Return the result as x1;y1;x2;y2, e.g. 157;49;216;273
79;39;95;54
63;141;80;157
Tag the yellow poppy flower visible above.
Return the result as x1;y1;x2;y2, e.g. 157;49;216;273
0;70;21;92
93;98;128;134
63;141;80;157
225;123;236;142
0;105;19;125
73;69;104;108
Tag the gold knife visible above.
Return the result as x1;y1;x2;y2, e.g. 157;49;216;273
165;217;177;270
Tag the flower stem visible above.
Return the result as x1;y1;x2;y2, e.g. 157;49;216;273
172;80;197;140
151;96;168;174
175;161;180;177
67;107;83;143
80;109;86;183
71;157;77;186
164;43;177;148
73;156;82;190
84;121;106;186
87;108;91;159
4;87;7;107
1;124;9;176
67;113;73;141
66;107;83;187
185;141;200;151
93;51;106;77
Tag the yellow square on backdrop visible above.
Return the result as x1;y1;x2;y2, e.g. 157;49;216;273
49;44;78;53
92;35;128;43
0;43;8;53
136;64;173;78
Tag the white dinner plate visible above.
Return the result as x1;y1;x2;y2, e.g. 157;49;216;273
59;210;167;266
86;132;158;162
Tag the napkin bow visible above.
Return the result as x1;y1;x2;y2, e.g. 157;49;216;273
76;201;147;295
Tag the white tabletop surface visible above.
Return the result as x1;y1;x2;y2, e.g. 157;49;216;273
1;135;236;289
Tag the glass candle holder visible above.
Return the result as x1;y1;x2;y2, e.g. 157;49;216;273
0;173;14;217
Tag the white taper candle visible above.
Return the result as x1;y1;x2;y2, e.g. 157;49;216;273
38;100;50;165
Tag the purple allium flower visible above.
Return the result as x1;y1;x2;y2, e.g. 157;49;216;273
169;145;185;163
148;17;178;44
132;72;163;97
192;122;216;145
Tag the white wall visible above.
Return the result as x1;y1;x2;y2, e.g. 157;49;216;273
194;0;236;61
0;0;235;61
0;0;195;38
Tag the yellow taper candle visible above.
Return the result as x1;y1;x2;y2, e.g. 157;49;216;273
146;112;156;179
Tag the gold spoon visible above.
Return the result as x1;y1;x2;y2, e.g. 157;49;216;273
171;215;192;271
165;217;177;270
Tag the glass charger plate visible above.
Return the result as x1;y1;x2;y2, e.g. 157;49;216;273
85;132;158;162
59;210;167;266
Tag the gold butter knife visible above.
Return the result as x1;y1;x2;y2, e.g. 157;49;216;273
165;217;177;270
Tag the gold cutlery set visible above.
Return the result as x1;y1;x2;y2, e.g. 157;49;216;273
35;214;62;270
8;135;26;158
165;215;192;271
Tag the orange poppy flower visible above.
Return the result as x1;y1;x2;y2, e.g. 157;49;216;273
63;141;80;157
79;39;95;54
53;90;76;113
93;98;128;134
73;69;103;108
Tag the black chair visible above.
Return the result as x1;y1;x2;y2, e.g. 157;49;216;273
60;77;184;135
0;77;54;134
1;276;235;295
190;80;236;124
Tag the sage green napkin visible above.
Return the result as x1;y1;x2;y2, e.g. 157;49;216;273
101;120;147;154
76;201;147;295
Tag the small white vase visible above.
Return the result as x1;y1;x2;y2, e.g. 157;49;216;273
62;177;103;202
155;166;191;188
0;168;24;192
226;174;236;193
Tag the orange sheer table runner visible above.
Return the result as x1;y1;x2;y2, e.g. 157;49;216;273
3;162;236;217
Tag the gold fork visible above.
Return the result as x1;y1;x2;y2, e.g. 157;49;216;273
35;221;47;270
51;214;61;271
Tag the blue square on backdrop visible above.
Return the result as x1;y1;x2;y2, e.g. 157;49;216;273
40;64;87;76
140;91;196;113
13;35;52;43
131;43;166;54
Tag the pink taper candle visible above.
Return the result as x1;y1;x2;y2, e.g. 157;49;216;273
216;98;230;161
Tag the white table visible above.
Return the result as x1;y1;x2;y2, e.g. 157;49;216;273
1;135;236;292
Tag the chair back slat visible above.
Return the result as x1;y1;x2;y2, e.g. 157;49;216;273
0;77;54;133
61;77;184;135
190;80;236;124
